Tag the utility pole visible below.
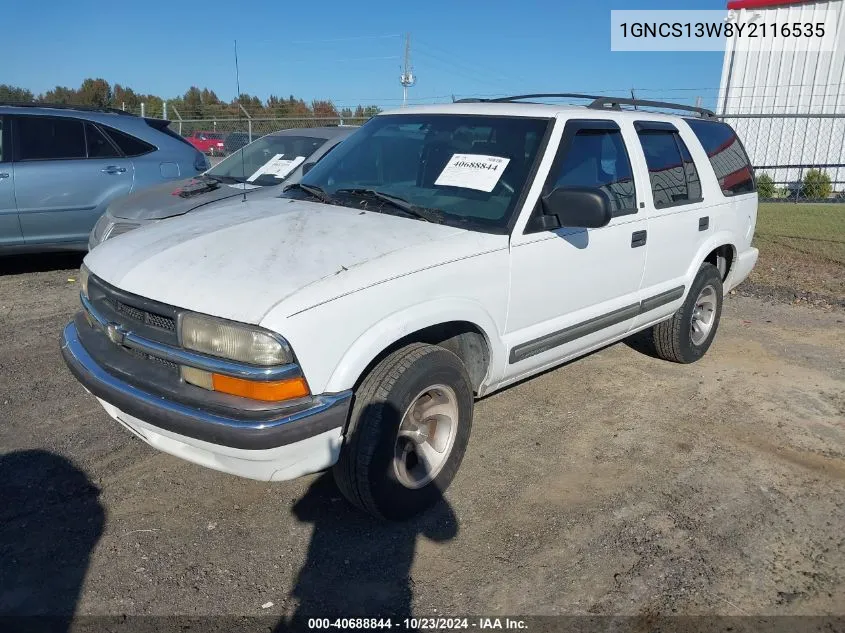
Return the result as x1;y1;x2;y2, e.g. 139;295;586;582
399;33;416;107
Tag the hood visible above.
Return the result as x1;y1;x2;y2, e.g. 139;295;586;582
84;198;503;324
108;177;272;220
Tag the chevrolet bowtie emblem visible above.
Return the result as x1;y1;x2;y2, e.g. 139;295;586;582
106;322;126;346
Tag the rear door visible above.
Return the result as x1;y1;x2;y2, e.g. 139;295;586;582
12;115;134;246
0;115;23;247
628;121;709;328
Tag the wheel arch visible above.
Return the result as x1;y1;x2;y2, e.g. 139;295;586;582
323;299;503;396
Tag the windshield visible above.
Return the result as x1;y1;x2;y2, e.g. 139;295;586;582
208;135;328;185
291;114;550;232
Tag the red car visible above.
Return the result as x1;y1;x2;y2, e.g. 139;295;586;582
185;130;225;156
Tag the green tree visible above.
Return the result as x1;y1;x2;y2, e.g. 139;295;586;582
340;107;353;119
802;169;832;200
0;84;34;103
756;173;776;199
78;78;112;108
43;86;79;104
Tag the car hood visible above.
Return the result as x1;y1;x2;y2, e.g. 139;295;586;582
108;177;274;220
84;198;503;324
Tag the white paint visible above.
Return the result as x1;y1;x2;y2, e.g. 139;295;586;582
99;398;344;481
434;154;511;192
81;102;759;481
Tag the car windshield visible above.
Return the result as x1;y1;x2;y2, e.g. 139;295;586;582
208;135;328;186
289;114;550;232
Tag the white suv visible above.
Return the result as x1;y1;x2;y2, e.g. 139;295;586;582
62;95;758;519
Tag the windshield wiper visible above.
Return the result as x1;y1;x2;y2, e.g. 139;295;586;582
334;188;444;224
284;182;335;205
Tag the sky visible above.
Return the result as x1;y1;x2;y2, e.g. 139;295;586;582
6;0;730;111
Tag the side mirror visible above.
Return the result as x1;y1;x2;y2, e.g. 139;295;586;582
301;162;316;176
540;187;613;229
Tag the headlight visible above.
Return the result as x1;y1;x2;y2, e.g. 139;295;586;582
80;264;90;299
105;222;140;241
179;313;293;366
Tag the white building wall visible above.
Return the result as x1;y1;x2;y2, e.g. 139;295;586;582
717;0;845;189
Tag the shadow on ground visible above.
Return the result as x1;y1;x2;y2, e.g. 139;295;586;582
0;252;85;276
275;472;458;630
0;450;105;631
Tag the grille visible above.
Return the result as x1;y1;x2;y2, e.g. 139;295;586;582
106;297;176;332
127;346;179;372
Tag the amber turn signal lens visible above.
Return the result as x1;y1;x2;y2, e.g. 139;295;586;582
211;374;310;402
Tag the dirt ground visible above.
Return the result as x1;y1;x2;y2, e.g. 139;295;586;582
1;253;843;623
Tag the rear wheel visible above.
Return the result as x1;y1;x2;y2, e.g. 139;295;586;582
333;343;473;520
651;263;723;364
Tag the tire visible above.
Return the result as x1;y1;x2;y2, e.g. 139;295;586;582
651;262;723;364
333;343;473;520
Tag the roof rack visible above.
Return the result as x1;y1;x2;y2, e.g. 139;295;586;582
454;93;716;118
0;101;135;116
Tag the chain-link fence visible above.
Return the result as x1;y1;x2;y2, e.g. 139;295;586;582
718;112;845;203
168;116;370;146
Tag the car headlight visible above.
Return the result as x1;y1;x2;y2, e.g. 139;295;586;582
179;313;293;366
80;264;90;299
105;222;140;241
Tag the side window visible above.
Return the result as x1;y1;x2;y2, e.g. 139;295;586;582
676;135;702;201
637;129;690;208
684;119;755;196
0;117;4;162
551;126;637;216
85;123;120;158
102;126;156;157
17;116;86;160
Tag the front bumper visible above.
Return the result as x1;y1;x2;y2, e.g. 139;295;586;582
61;321;352;475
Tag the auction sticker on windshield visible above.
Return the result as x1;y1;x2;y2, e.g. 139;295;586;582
434;154;510;192
247;155;307;182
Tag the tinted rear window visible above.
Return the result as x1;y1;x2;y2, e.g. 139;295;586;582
103;126;156;157
685;119;755;196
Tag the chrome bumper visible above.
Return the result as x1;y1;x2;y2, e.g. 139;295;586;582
61;321;352;450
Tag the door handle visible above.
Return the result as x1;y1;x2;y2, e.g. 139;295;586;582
101;166;127;175
0;172;9;179
631;230;647;248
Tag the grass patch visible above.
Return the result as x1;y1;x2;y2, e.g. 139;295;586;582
749;203;845;303
755;203;845;264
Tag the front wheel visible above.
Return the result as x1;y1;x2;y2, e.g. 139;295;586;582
333;343;473;520
651;262;723;363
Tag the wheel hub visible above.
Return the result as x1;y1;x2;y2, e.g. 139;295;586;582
393;384;459;489
690;284;717;346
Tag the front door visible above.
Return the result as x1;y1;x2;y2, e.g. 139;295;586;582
503;117;649;383
12;115;134;246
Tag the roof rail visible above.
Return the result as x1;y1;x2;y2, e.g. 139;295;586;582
0;101;135;116
588;96;716;118
453;93;716;118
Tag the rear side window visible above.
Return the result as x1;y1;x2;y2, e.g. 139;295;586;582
85;123;120;158
103;126;156;157
17;116;86;160
552;127;637;216
637;128;699;208
685;119;755;196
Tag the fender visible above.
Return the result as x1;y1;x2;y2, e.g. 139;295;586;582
323;297;505;394
684;230;736;291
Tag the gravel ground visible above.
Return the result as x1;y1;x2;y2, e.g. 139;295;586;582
1;253;844;623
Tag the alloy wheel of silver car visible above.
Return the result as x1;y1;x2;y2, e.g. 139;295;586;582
393;384;459;490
